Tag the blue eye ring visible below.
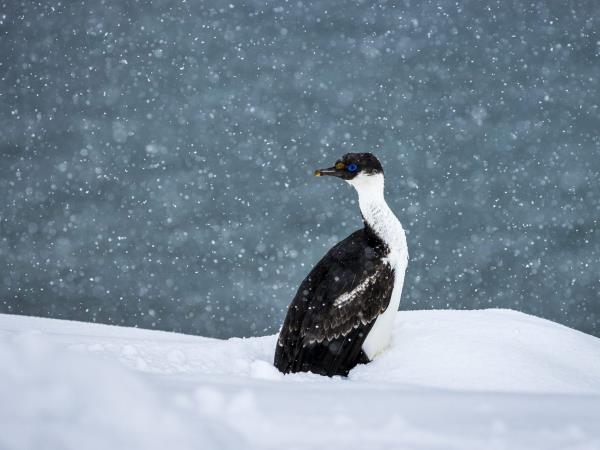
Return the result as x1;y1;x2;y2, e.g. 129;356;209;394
347;163;358;173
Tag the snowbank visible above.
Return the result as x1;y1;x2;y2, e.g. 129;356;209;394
351;309;600;393
1;309;600;450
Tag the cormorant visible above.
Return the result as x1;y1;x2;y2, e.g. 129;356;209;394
274;153;408;376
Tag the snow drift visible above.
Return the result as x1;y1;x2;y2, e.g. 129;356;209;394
1;309;600;450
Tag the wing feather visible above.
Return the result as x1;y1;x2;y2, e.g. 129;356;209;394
274;229;395;375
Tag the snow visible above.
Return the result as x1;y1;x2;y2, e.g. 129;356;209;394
3;1;600;342
2;309;600;450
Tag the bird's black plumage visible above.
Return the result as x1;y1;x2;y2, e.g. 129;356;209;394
274;223;395;376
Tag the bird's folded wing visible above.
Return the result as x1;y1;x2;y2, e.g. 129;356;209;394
297;260;395;344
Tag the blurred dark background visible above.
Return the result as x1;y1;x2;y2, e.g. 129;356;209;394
1;0;599;338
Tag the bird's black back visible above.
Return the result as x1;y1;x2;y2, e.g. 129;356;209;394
274;225;395;376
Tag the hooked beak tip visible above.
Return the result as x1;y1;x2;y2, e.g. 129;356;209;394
314;170;322;176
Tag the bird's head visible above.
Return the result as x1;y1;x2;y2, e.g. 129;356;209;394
314;152;383;181
314;153;385;196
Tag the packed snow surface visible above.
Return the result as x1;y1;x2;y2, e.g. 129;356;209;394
2;309;600;450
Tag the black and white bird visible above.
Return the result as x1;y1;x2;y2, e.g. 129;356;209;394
274;153;408;376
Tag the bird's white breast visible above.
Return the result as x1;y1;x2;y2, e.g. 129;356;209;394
361;260;406;360
347;172;408;360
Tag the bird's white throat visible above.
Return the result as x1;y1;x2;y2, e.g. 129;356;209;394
346;173;407;264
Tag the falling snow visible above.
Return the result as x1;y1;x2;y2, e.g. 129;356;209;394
0;1;599;338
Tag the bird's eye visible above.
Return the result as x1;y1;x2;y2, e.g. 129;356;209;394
347;163;358;173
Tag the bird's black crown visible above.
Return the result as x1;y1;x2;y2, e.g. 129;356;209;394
315;152;383;180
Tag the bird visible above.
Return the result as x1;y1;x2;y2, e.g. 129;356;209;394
274;153;408;377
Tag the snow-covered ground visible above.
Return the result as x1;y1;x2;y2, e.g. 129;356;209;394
2;309;600;450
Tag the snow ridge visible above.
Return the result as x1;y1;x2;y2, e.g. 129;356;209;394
2;309;600;450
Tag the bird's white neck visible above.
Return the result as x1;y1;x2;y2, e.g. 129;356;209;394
347;173;407;266
347;172;409;360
